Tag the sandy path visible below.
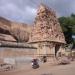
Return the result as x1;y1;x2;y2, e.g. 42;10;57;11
0;61;75;75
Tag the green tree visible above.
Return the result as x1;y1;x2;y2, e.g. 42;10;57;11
58;14;75;44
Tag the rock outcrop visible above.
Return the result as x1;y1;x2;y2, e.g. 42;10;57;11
10;22;31;42
0;17;11;35
0;33;16;42
0;17;31;42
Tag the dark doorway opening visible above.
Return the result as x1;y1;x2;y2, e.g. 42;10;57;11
55;44;60;57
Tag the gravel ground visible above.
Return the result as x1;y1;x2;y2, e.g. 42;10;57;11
0;61;75;75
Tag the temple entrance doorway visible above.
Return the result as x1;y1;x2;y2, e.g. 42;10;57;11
55;44;60;57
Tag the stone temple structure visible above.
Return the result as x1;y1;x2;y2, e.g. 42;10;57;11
0;4;66;64
29;4;66;57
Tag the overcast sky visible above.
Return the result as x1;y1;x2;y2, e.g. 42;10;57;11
0;0;75;24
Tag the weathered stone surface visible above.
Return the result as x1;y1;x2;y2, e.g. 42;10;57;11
0;17;31;42
0;33;16;42
0;4;66;60
58;56;70;65
10;22;31;42
0;48;37;58
30;4;65;43
0;17;11;35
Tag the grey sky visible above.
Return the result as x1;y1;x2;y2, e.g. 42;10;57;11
0;0;75;24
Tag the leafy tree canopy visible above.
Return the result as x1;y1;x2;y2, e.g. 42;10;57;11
58;14;75;44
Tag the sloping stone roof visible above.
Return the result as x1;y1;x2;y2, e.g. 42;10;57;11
29;4;66;43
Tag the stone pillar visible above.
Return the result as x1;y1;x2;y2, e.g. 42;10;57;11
36;42;55;57
46;43;55;57
57;45;65;57
50;46;55;56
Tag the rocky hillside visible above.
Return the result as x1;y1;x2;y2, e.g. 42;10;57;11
0;17;32;42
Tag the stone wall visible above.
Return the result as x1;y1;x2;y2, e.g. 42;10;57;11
0;47;37;58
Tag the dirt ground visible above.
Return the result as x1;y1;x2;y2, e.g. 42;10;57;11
0;61;75;75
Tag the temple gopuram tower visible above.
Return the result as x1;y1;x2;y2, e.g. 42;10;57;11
29;4;66;57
